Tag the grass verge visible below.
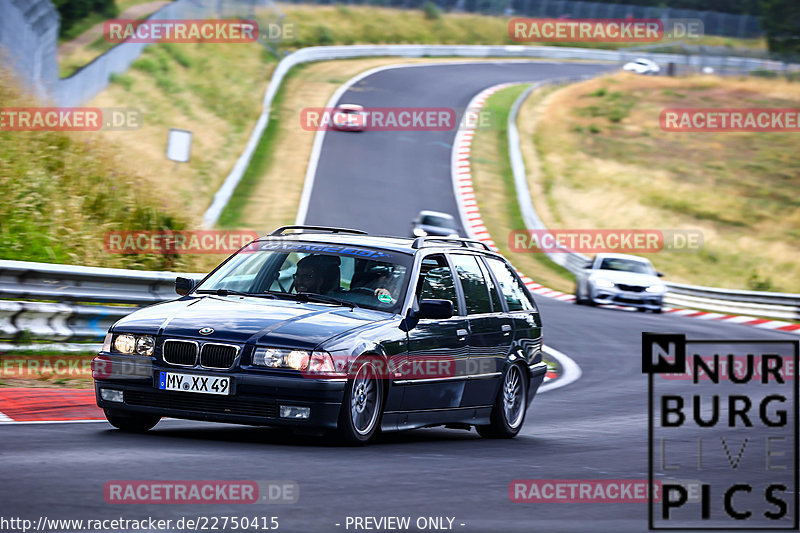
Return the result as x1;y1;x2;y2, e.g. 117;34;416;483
519;73;800;293
0;71;189;270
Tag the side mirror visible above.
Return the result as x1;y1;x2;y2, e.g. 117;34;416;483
418;299;453;320
175;277;197;296
656;271;664;277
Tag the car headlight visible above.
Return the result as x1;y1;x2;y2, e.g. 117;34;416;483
413;228;427;237
101;333;112;353
646;284;666;293
253;348;312;370
112;333;155;356
136;336;155;356
594;278;615;289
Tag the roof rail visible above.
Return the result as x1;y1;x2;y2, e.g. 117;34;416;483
411;237;493;251
268;225;368;236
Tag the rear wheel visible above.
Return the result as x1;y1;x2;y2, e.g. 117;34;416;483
104;409;160;433
477;364;527;439
336;359;383;445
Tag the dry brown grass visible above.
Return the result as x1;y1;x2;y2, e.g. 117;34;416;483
518;73;800;292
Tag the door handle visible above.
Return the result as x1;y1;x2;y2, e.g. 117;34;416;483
456;329;468;336
501;324;512;332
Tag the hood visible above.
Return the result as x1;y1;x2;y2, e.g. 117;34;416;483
113;295;391;349
590;270;660;287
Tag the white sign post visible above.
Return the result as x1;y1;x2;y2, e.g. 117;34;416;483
166;129;192;164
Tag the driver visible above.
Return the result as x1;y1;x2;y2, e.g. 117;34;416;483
293;255;341;295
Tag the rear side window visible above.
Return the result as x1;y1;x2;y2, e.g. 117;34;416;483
450;254;492;315
485;258;535;312
417;255;458;311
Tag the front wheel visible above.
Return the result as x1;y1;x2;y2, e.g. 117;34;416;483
336;359;383;445
104;409;160;433
477;364;527;439
574;284;584;305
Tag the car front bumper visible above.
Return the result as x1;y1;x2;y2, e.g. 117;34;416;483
93;355;346;429
590;286;663;309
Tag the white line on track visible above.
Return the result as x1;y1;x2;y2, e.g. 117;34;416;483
539;345;582;393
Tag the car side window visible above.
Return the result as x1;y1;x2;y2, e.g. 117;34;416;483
478;257;505;313
450;254;492;315
417;255;458;312
485;258;534;312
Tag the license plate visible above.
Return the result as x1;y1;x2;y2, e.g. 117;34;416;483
158;372;230;395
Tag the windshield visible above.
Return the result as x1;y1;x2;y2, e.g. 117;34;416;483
420;215;455;228
598;258;654;274
196;241;412;312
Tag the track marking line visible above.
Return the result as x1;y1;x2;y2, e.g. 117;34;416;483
539;345;582;393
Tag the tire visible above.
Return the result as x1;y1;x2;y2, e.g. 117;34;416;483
574;284;584;305
476;364;527;439
104;409;160;433
637;307;647;313
653;307;663;314
336;358;383;445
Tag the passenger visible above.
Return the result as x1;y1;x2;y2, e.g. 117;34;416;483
293;255;341;295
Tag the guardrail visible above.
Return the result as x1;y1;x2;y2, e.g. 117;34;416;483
0;260;204;342
201;43;800;228
0;253;798;345
506;81;800;321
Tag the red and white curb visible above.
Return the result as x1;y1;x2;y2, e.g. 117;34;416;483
450;83;800;336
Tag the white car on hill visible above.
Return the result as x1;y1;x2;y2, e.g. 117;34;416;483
622;58;660;75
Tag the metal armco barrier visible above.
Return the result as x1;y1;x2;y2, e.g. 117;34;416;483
505;81;800;321
0;254;798;344
0;260;204;342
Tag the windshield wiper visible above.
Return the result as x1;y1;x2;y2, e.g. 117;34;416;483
195;289;277;299
264;290;358;308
